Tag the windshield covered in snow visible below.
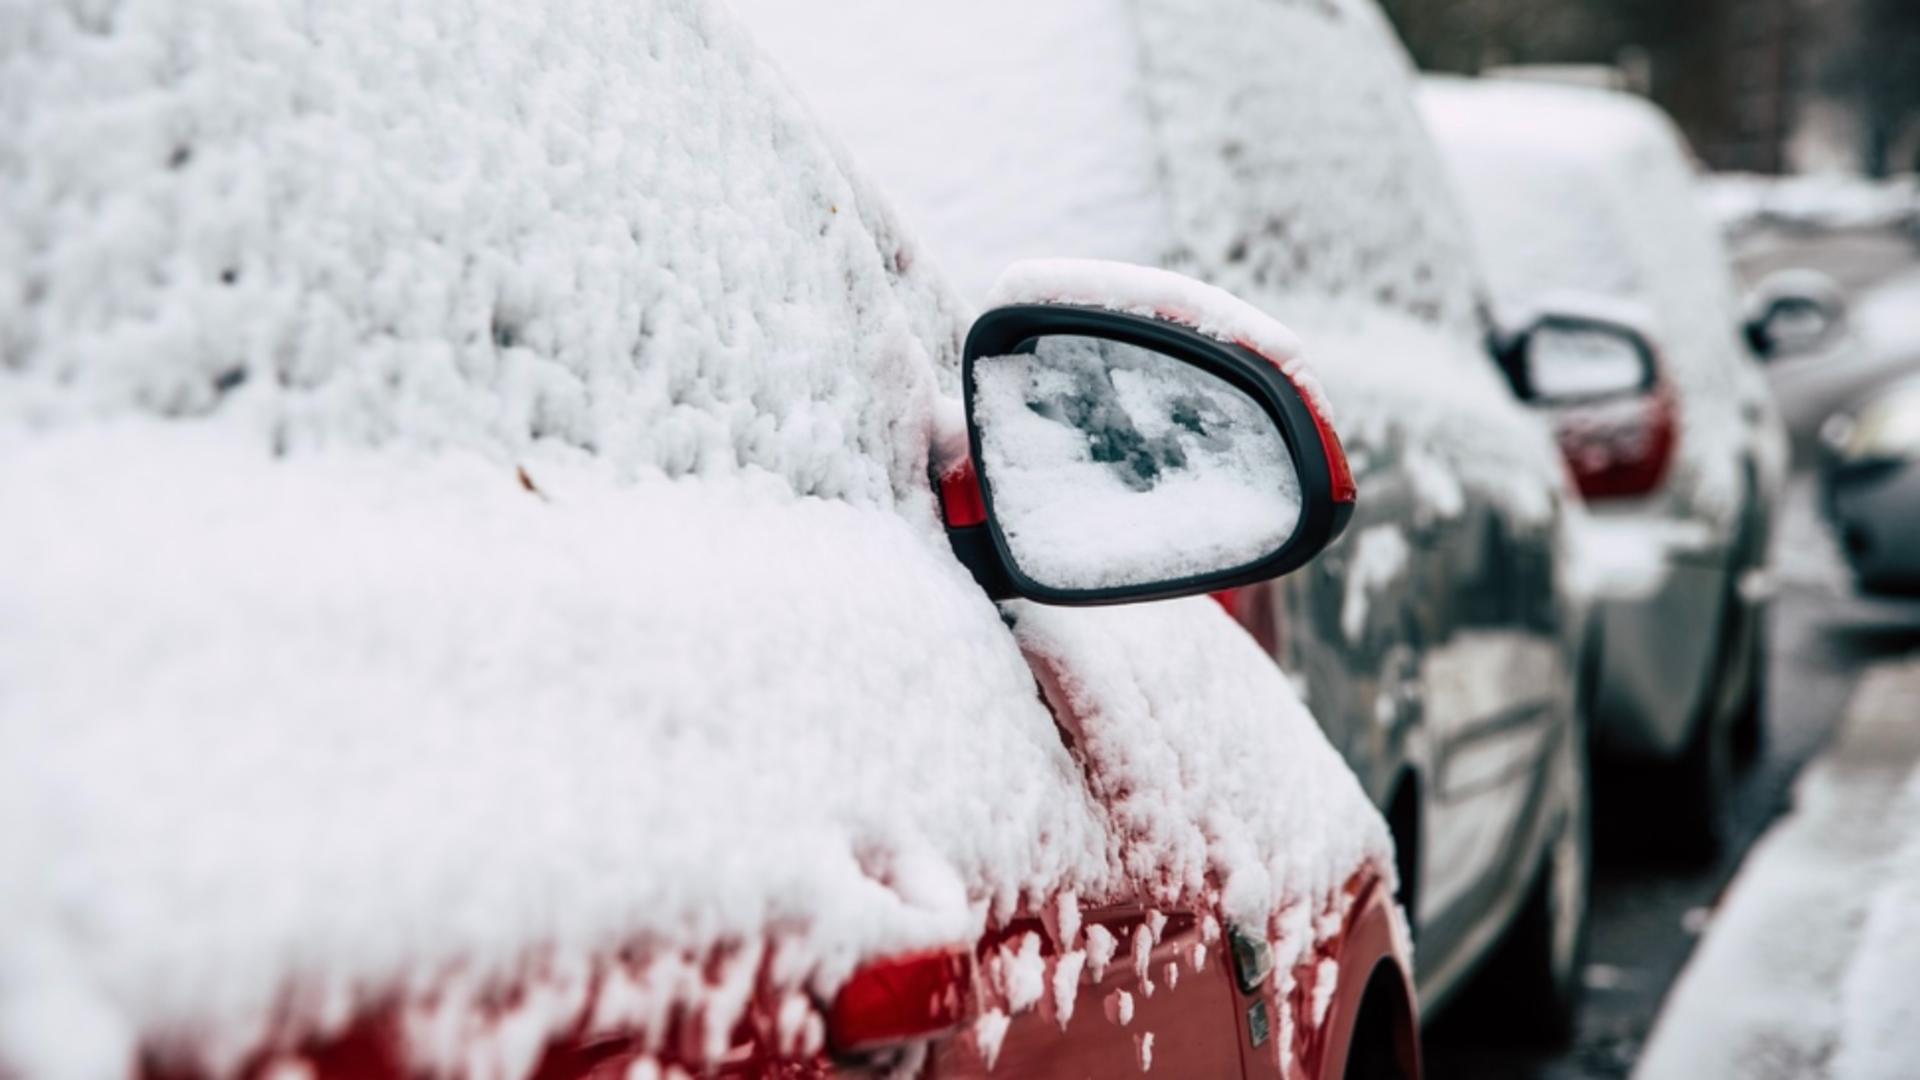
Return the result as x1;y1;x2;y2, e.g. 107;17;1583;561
973;334;1300;590
730;0;1486;343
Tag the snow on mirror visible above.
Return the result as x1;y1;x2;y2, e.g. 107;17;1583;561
972;334;1302;593
1524;323;1649;402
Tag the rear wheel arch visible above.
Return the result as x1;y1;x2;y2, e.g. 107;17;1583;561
1340;960;1421;1080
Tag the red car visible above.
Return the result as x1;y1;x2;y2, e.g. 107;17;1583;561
0;3;1415;1078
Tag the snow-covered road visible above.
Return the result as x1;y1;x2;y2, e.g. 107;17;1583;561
1637;655;1920;1079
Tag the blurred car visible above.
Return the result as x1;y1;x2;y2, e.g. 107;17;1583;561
1420;76;1790;855
0;2;1421;1078
735;0;1598;1041
1821;374;1920;594
1743;266;1899;467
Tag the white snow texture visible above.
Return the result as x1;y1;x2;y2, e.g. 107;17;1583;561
0;0;1389;1074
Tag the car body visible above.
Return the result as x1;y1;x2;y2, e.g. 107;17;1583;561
1745;267;1888;467
0;1;1415;1078
1420;76;1790;852
733;0;1595;1037
1821;372;1920;593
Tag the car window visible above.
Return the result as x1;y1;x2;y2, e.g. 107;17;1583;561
1;1;971;514
1135;0;1486;342
735;0;1486;351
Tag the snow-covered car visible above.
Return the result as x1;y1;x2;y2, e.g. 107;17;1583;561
734;0;1596;1042
1746;266;1911;468
1820;373;1920;593
1420;76;1790;856
0;2;1419;1078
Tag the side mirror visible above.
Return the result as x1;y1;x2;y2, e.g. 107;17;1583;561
1744;269;1846;360
1497;306;1677;500
1501;313;1657;405
942;264;1355;606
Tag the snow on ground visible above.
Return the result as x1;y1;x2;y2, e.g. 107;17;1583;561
0;0;1391;1072
1637;657;1920;1080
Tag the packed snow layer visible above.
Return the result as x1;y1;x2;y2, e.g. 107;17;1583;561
0;422;1106;1074
1638;657;1920;1080
973;334;1300;591
0;422;1389;1075
987;257;1330;422
1130;0;1484;343
730;0;1571;538
721;0;1174;305
1008;599;1393;963
1835;773;1920;1080
732;0;1485;344
1;0;970;510
1;0;1394;1071
1419;76;1786;528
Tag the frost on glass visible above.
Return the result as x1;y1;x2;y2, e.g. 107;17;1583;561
972;335;1301;592
1526;324;1646;402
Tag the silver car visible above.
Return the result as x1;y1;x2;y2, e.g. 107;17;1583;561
1421;76;1791;856
738;0;1600;1040
1822;374;1920;593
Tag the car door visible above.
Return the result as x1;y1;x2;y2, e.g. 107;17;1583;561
1230;325;1575;1004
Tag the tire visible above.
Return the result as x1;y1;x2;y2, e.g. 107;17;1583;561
1471;718;1593;1045
1730;598;1768;766
1660;681;1733;862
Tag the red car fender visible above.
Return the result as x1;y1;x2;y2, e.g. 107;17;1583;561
1302;878;1420;1080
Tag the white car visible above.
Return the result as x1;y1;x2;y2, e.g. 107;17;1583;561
1421;76;1791;855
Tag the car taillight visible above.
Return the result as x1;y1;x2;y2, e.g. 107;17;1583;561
826;946;977;1056
1553;382;1678;500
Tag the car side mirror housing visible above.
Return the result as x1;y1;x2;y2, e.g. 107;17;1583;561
941;267;1355;606
1500;312;1657;405
1744;268;1846;361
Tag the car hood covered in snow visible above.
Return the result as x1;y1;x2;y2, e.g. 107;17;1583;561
0;0;1387;1075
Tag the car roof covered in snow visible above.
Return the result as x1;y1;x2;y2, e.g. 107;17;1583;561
730;0;1486;345
0;1;1388;1074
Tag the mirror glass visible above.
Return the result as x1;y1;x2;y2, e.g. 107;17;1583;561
1525;323;1648;402
971;334;1301;593
1759;297;1835;357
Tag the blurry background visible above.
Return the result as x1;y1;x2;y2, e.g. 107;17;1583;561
1380;0;1920;176
1376;5;1920;1078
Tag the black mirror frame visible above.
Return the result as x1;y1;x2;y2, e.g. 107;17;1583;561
1499;312;1658;405
949;303;1354;607
1745;294;1839;361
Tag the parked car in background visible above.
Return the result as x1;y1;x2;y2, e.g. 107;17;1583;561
1420;76;1790;855
1;2;1416;1077
1821;373;1920;594
736;0;1599;1041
